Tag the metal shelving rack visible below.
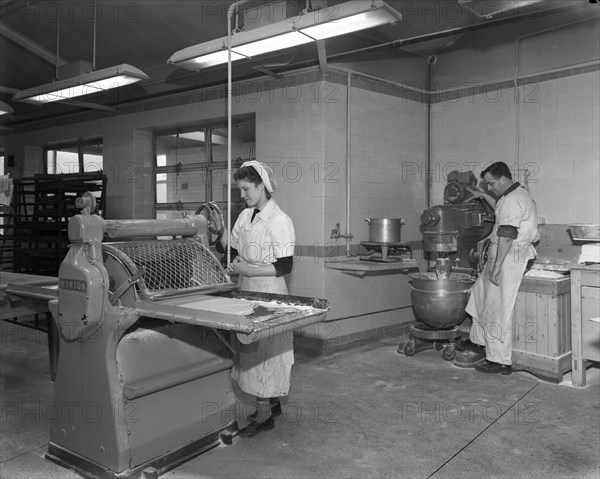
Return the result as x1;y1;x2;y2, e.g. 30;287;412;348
12;173;107;276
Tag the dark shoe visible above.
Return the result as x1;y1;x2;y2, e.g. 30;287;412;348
247;401;282;422
456;339;484;352
454;348;486;368
475;360;512;375
239;415;275;437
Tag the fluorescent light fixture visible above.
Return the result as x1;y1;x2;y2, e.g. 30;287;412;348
13;64;149;104
0;100;13;115
168;0;402;71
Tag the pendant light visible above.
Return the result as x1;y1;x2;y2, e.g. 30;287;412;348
13;1;148;105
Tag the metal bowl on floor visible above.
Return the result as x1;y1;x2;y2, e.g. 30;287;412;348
410;272;474;329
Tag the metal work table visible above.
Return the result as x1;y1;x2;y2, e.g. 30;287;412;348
1;271;59;381
325;257;418;277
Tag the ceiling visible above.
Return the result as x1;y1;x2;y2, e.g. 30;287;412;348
0;0;597;128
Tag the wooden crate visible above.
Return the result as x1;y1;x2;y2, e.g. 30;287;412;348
512;275;571;383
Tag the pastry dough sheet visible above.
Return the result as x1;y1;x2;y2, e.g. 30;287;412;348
183;297;255;316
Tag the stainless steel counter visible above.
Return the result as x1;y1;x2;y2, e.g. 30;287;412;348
324;257;419;277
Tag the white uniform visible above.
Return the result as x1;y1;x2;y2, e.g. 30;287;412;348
230;198;296;397
466;184;539;365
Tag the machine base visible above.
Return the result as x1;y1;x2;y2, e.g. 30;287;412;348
398;322;462;361
46;421;238;479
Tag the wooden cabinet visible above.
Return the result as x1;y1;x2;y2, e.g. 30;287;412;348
570;264;600;387
512;275;572;383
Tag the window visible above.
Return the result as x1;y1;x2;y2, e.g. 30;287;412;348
153;118;255;222
45;138;103;174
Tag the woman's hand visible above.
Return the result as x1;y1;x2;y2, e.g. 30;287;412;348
227;257;277;278
207;201;224;235
228;257;251;276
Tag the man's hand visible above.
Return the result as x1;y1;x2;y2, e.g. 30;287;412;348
490;263;502;286
466;185;485;200
466;185;497;208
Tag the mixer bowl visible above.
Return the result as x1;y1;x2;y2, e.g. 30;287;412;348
410;272;474;329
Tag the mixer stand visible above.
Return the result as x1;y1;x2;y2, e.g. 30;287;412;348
398;322;462;361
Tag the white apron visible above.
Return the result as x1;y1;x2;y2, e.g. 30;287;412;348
231;201;295;398
466;242;535;365
466;184;538;365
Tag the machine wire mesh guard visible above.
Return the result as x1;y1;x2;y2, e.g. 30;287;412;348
103;238;232;299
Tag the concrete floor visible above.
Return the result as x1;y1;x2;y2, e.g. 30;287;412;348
1;319;599;479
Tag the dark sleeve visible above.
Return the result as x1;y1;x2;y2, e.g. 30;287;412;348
497;225;518;239
273;256;293;277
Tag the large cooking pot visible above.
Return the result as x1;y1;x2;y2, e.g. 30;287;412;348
410;272;474;329
365;218;405;243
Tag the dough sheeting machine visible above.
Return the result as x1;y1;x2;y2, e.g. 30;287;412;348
7;194;328;479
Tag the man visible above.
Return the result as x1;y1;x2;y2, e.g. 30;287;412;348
464;162;539;375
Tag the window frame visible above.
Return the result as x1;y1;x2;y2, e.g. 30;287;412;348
44;137;103;174
152;117;255;218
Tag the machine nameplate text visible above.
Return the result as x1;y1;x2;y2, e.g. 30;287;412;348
59;278;88;292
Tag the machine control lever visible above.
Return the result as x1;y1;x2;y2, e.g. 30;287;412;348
75;191;97;214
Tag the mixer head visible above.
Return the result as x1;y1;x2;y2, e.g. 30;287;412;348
444;170;478;204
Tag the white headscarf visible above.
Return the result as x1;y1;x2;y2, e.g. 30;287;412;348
241;160;278;193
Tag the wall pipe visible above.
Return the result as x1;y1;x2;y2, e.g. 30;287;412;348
329;60;600;101
326;2;590;64
226;0;251;268
345;70;352;257
426;56;434;209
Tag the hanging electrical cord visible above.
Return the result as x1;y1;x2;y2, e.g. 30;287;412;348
92;0;97;70
55;8;60;80
175;133;180;195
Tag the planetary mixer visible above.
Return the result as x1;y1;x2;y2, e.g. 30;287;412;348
399;171;494;360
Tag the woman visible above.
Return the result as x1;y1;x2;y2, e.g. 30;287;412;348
217;160;295;437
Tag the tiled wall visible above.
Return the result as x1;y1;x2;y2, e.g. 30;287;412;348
430;69;600;224
254;78;327;301
252;73;427;342
345;79;429;244
313;75;428;340
132;130;155;219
